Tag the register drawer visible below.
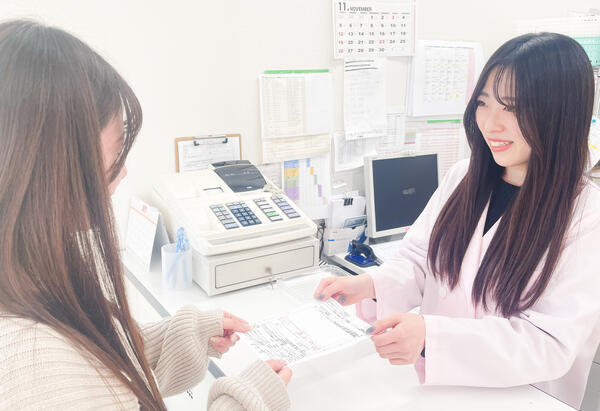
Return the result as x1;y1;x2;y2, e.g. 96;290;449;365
214;245;315;288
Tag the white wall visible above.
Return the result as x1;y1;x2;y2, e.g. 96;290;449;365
1;0;597;238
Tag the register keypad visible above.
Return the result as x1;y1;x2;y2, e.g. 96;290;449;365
226;201;261;227
254;198;283;222
272;196;300;219
210;204;239;229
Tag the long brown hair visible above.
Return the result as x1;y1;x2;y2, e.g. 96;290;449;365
0;20;165;409
428;33;595;317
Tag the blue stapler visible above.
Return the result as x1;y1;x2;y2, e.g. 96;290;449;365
345;240;382;267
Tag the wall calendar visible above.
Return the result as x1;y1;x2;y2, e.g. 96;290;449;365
332;0;416;59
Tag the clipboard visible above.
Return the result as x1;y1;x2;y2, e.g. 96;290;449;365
174;134;242;173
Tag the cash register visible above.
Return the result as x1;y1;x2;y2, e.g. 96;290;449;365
153;161;319;295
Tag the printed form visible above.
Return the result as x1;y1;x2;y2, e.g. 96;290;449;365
333;110;406;171
343;58;387;140
259;70;333;163
240;299;371;365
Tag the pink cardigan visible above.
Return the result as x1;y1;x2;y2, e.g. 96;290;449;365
357;159;600;409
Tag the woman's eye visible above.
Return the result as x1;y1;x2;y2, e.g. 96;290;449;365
475;100;486;107
503;105;515;112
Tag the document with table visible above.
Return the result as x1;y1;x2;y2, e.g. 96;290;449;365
240;299;371;365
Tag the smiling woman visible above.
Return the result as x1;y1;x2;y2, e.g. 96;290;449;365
314;32;599;410
430;32;594;316
474;75;532;186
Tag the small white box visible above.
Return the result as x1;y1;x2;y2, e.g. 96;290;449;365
323;225;365;256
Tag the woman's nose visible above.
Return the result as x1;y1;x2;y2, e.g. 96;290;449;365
483;108;505;134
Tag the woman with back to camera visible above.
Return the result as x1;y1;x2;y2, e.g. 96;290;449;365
315;32;600;409
0;20;291;410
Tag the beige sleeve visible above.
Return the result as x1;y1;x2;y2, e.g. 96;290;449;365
140;305;223;397
208;360;290;411
0;319;139;410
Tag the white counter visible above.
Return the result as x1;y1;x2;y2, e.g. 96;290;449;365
123;253;574;410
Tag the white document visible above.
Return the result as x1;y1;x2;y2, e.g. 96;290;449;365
333;111;406;172
408;40;483;116
344;58;387;140
305;73;334;136
378;111;406;153
262;133;331;164
260;75;305;138
282;155;332;219
259;71;333;139
333;131;376;171
177;136;241;173
125;198;169;271
240;299;371;365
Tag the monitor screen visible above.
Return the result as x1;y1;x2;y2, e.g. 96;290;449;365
367;154;438;236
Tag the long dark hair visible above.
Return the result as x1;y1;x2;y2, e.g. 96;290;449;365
428;33;594;317
0;20;165;409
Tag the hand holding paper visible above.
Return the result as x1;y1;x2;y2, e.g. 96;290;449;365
210;311;252;354
313;275;375;306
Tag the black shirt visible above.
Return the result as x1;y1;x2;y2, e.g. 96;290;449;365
483;179;520;234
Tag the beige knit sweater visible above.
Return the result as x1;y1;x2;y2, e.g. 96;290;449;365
0;305;290;410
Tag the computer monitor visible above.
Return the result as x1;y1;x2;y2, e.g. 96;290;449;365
364;153;438;238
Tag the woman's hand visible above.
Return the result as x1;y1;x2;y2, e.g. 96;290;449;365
210;311;252;354
266;359;292;386
369;313;425;365
313;274;376;306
